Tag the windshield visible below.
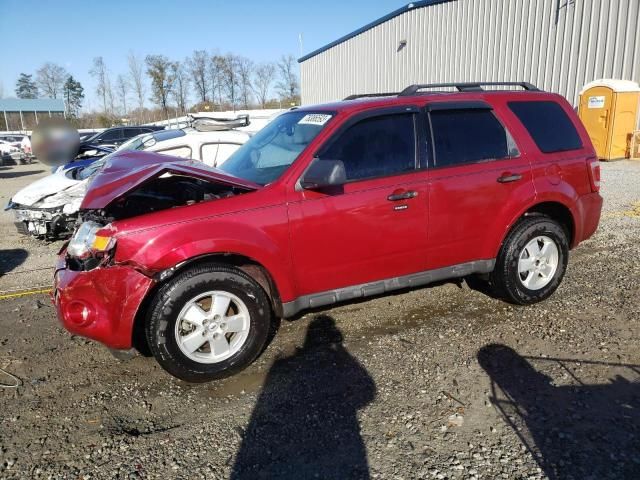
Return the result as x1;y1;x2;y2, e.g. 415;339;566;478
117;134;147;151
218;111;334;185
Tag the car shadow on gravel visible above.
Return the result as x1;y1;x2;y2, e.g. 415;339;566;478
231;315;376;480
0;248;28;275
478;344;640;480
0;169;45;179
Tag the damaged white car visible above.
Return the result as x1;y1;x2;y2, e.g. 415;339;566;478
7;153;114;237
6;119;254;238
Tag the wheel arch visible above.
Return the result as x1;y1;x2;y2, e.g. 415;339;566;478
523;201;575;246
491;199;576;260
131;252;284;354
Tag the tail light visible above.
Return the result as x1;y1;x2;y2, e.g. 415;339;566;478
587;157;600;193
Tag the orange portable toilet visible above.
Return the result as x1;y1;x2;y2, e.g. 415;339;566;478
578;79;640;161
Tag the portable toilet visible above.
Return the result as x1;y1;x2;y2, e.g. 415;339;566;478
578;79;640;160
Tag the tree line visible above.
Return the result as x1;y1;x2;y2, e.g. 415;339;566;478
13;51;300;127
15;65;85;119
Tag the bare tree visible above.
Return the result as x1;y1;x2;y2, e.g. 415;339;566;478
89;57;113;114
276;54;300;104
188;50;209;104
145;54;176;118
36;62;68;99
171;62;189;115
116;75;129;116
221;54;240;110
237;56;254;109
252;62;276;108
128;52;146;120
208;54;226;108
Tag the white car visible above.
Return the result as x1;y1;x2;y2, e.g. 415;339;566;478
0;139;26;165
143;128;250;167
7;125;253;238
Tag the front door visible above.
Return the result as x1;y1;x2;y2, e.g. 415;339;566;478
288;110;430;296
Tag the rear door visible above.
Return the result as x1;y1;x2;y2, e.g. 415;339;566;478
288;108;430;296
425;101;535;269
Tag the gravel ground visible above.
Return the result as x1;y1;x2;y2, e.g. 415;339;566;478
0;160;639;479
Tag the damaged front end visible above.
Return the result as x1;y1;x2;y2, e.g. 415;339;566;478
54;151;261;349
7;167;90;238
65;151;261;272
9;202;78;237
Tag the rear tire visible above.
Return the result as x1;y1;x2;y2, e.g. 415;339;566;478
490;215;569;305
145;263;272;382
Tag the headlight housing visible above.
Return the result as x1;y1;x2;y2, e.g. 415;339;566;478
67;221;116;259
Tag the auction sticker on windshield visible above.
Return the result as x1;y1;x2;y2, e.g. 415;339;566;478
298;114;332;126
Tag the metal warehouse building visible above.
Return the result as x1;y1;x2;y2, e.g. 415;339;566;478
0;98;65;131
299;0;640;105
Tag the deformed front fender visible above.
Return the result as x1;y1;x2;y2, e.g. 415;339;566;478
114;205;296;302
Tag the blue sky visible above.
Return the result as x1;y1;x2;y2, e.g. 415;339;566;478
0;0;403;109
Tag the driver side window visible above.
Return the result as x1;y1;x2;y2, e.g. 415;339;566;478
321;113;416;182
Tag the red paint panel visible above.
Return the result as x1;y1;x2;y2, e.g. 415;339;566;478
53;263;154;349
288;172;429;295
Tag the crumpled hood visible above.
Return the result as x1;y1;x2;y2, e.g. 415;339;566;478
11;170;80;207
81;150;261;210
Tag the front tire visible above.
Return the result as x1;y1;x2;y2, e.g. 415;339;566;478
490;215;569;305
145;263;272;382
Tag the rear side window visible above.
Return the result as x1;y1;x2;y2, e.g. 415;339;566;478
100;129;122;141
157;146;192;158
321;113;416;181
429;109;512;167
508;101;582;153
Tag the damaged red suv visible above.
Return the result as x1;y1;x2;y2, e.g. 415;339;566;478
53;82;602;382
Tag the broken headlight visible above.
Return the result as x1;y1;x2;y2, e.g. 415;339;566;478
67;221;115;260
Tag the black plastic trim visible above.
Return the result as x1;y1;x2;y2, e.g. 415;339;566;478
281;259;495;317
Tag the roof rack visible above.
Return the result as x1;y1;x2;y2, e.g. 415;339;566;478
189;114;250;132
344;82;539;100
399;82;539;95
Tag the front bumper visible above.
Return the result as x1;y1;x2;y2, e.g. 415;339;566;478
12;207;75;237
1;151;26;165
52;254;155;349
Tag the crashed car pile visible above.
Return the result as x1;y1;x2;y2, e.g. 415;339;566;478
5;115;254;238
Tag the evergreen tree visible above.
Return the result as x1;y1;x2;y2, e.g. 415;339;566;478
63;76;84;118
15;73;38;99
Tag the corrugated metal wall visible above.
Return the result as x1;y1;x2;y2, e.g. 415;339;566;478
300;0;640;106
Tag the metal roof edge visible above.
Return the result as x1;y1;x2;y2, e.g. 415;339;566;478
0;97;65;111
298;0;454;63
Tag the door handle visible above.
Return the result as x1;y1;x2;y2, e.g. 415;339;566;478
497;173;522;183
387;190;418;201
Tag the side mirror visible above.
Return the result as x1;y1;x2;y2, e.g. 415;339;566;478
300;158;346;190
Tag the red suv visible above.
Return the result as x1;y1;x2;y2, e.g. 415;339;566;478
53;82;602;382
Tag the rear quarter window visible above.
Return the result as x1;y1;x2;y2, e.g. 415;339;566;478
508;101;582;153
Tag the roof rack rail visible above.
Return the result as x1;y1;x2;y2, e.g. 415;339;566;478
343;92;400;101
189;114;250;132
399;82;540;96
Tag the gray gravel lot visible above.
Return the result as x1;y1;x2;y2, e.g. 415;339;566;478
0;160;639;479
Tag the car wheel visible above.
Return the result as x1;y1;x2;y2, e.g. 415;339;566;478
145;263;272;382
490;215;569;305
